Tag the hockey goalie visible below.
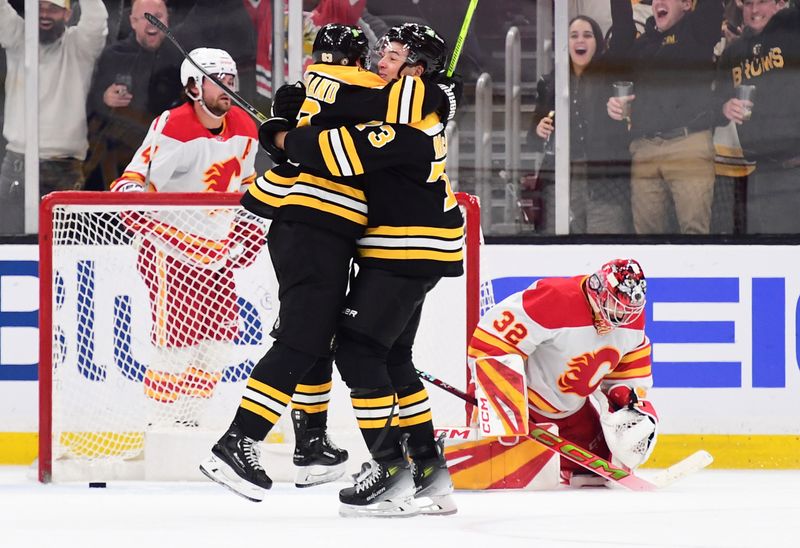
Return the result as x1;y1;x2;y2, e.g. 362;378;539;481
467;258;658;486
111;47;263;427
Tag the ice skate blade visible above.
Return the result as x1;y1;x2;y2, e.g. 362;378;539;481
415;494;457;516
295;462;346;488
199;455;267;503
339;497;419;518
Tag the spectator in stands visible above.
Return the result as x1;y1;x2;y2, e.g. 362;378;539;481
0;0;107;234
607;0;723;235
84;0;183;191
718;0;800;233
525;1;636;234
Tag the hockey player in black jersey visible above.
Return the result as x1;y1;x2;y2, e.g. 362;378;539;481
200;24;453;503
268;23;462;517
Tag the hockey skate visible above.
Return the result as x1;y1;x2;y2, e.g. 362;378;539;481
292;409;348;488
411;434;457;515
199;423;272;502
339;457;417;518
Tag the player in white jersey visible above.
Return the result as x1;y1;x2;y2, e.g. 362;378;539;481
468;258;658;486
111;48;263;426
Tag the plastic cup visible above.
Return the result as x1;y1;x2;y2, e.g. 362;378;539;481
736;84;756;121
613;81;634;119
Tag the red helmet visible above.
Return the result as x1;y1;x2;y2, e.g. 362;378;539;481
586;259;647;331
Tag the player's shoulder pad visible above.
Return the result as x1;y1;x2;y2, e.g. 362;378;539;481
305;63;386;89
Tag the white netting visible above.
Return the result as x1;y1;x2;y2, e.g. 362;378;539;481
42;193;479;481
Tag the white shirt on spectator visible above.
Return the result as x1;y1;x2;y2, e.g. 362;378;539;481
0;0;108;160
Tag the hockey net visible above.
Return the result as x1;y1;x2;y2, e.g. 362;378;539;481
38;191;481;483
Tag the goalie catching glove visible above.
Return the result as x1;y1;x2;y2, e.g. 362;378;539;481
258;117;291;164
597;385;658;470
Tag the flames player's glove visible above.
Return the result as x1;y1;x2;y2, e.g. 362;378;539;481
270;82;306;127
597;385;658;470
431;71;463;124
258;117;291;164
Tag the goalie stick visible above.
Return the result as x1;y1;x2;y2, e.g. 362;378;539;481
415;368;713;491
144;12;268;125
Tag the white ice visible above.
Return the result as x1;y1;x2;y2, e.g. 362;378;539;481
1;466;797;548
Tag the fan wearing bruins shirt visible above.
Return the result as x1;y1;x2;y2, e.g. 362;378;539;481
200;24;455;503
271;24;462;517
717;1;800;233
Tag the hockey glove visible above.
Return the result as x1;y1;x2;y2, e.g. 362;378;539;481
258;117;291;164
270;82;306;127
432;72;463;123
597;385;658;470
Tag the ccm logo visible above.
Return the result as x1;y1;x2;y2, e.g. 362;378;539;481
479;397;491;433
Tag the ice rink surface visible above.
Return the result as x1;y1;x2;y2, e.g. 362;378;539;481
1;466;797;548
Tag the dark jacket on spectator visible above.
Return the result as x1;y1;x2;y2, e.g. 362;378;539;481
618;0;723;139
716;7;800;163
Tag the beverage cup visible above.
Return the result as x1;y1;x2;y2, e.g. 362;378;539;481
736;84;756;121
613;81;634;119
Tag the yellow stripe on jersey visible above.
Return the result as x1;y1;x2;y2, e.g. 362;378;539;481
605;365;652;380
364;225;464;239
470;328;525;359
291;403;329;413
411;77;425;122
248;182;282;207
265;169;297;187
527;388;560;415
280;194;367;225
246;378;292;404
386;79;403;123
319;131;342;177
297;172;366;201
358;248;463;262
305;64;386;88
338;128;364;175
409;112;444;135
295;381;333;394
619;346;651;363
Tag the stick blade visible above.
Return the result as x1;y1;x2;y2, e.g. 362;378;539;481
651;450;714;488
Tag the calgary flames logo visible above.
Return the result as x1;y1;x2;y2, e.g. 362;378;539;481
203;157;242;192
557;347;621;397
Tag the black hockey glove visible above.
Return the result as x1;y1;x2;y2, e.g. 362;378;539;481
258;117;291;164
270;82;306;127
432;72;463;124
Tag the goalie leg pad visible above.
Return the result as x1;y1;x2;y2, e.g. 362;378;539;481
474;354;529;437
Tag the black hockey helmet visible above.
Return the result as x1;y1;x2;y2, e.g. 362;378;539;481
378;23;448;75
312;24;370;69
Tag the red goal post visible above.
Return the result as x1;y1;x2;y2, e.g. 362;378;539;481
38;191;481;483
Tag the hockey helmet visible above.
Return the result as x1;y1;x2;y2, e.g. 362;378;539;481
312;24;370;69
376;23;448;75
586;259;647;330
180;48;238;93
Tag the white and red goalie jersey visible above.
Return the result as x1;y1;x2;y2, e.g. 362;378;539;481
468;275;653;420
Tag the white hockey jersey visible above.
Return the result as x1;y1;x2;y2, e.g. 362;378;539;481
468;276;652;419
111;102;259;266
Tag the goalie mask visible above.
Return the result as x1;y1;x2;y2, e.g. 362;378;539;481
312;24;370;69
375;23;448;76
586;259;646;332
181;48;238;95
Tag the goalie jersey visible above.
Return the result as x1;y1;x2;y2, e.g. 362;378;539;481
283;112;464;278
242;64;446;238
467;276;652;419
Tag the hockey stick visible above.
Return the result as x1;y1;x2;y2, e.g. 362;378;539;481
446;0;479;77
144;12;268;124
416;368;712;491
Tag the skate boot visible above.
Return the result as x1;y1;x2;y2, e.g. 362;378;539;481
411;434;457;515
292;409;348;487
199;423;272;502
339;456;418;518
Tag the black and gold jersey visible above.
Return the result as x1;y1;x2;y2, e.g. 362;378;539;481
283;113;464;278
241;65;446;238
